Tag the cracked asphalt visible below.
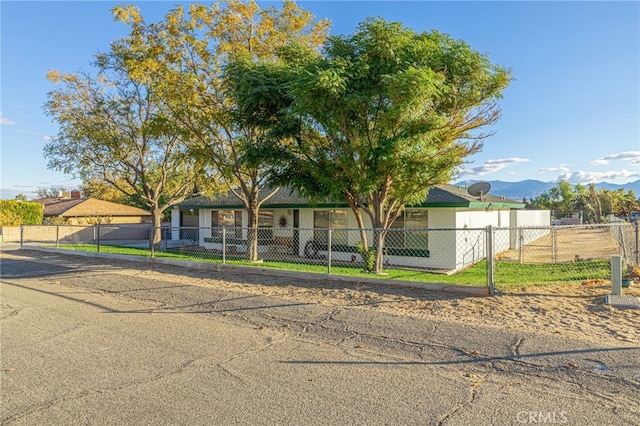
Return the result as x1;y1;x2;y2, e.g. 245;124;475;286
1;249;639;425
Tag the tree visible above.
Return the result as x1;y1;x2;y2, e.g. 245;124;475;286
530;180;577;211
589;183;603;223
35;186;69;199
613;189;640;217
79;178;128;204
14;194;27;202
44;32;211;245
250;18;511;272
112;1;329;260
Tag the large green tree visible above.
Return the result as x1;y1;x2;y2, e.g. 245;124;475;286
113;0;329;260
240;18;511;272
44;37;211;245
530;180;579;211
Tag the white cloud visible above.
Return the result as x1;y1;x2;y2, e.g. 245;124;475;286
557;169;640;184
591;151;640;166
538;164;570;174
42;136;53;142
0;111;14;126
459;158;530;177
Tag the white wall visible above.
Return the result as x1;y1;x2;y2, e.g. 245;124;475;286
170;207;180;240
511;209;551;228
509;210;551;249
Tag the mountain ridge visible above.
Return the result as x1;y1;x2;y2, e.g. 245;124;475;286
454;179;640;201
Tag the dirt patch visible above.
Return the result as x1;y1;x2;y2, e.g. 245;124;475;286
3;249;639;347
500;226;623;263
104;260;640;347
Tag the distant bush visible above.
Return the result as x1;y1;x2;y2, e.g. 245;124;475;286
0;200;44;226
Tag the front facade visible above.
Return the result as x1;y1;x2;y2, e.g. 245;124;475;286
171;185;550;271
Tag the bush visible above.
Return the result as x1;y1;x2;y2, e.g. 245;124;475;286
0;200;44;225
356;241;377;273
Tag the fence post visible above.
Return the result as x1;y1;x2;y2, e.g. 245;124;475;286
56;225;59;248
611;255;622;296
222;228;226;265
327;228;332;275
486;225;495;295
19;223;23;248
96;224;101;253
518;228;524;264
149;226;155;257
635;220;639;266
551;227;557;263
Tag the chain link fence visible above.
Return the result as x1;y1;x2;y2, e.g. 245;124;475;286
8;222;639;292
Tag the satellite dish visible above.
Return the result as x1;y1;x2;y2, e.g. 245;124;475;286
468;182;491;200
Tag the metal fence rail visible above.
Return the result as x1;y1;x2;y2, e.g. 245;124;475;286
11;222;639;293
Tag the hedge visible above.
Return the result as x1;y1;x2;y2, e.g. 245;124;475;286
0;200;44;226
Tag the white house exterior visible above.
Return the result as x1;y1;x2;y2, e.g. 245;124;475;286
171;185;550;271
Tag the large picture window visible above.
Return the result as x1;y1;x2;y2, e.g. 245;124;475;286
386;209;428;249
211;210;242;238
314;209;348;245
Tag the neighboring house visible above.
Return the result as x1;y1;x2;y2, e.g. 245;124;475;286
33;192;151;225
551;210;583;226
171;185;550;271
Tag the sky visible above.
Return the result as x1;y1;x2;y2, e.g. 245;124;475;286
1;1;639;200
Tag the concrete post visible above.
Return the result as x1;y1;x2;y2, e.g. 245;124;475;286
611;255;622;296
635;220;639;266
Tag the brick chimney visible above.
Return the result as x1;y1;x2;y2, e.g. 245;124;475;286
70;190;82;199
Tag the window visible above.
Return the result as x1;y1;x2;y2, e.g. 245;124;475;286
314;209;348;245
258;210;273;227
257;210;273;240
386;209;428;249
211;210;242;238
405;209;428;249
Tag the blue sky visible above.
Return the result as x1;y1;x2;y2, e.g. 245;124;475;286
1;1;639;200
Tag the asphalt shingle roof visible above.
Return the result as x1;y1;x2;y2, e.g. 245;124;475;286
176;184;524;209
32;198;151;217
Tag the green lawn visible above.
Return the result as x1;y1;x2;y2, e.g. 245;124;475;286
53;244;611;290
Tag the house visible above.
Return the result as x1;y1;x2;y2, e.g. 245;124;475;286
33;191;151;225
170;185;550;271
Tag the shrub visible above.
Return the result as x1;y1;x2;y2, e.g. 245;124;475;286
0;200;44;225
356;241;377;273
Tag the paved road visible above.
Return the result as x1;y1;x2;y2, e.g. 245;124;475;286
1;249;639;425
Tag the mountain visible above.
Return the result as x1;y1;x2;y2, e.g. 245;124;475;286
455;179;640;201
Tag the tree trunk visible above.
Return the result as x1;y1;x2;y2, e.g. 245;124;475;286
589;184;602;223
246;201;260;261
373;228;388;274
369;197;392;274
345;193;369;250
150;207;163;249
